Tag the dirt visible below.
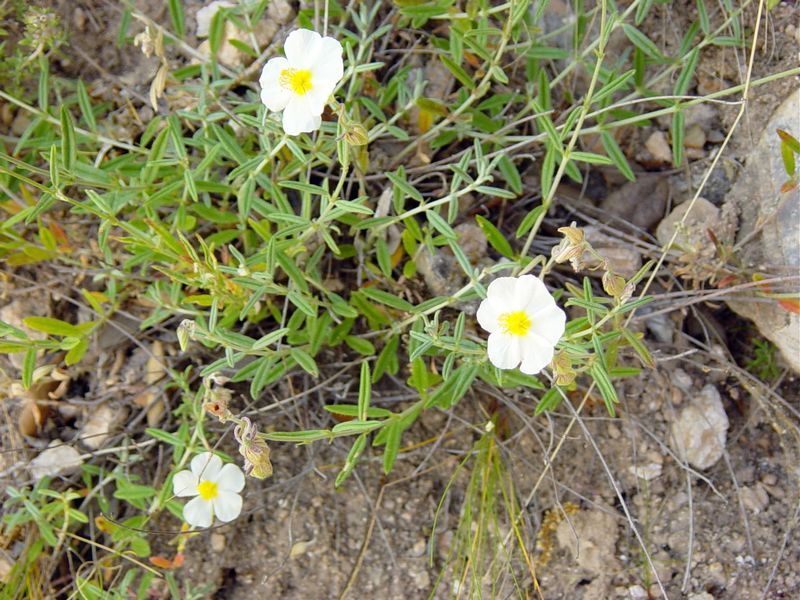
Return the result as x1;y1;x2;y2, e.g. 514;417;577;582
1;0;799;599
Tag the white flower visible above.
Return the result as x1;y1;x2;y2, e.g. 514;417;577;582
173;452;245;528
195;1;235;38
259;29;344;136
476;275;566;375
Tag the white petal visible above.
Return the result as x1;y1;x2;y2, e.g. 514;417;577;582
518;333;556;375
303;83;333;115
172;470;198;497
259;57;292;112
282;100;322;136
212;491;243;522
215;463;245;493
485;277;517;304
487;333;522;370
284;29;321;69
309;37;344;87
514;275;551;312
530;304;566;345
476;298;502;333
191;452;222;481
183;496;213;528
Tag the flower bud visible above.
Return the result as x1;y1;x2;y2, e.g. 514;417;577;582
552;350;576;387
177;320;196;352
234;417;273;479
343;123;369;146
240;436;273;479
602;271;627;299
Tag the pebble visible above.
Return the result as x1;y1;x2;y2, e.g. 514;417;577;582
670;384;728;470
627;584;648;599
688;592;715;600
629;462;663;481
211;533;226;552
672;369;693;393
645;130;672;163
740;483;769;513
29;441;84;480
684;124;707;149
410;538;426;557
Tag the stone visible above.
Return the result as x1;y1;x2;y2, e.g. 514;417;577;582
629;462;663;481
195;1;235;37
582;226;643;278
724;88;800;372
79;403;127;450
670;384;729;470
656;197;730;254
645;130;672;163
685;124;707;149
600;176;670;231
556;508;620;575
740;483;769;513
29;441;84;480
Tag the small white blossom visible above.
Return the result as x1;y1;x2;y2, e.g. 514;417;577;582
477;275;566;375
259;28;344;136
173;452;244;528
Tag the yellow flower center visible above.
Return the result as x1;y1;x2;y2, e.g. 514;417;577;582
498;310;532;337
197;480;218;501
279;68;313;96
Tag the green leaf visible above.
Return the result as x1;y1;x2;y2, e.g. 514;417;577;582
426;364;477;409
440;54;475;90
335;433;367;487
360;287;415;312
376;237;392;278
263;430;332;443
358;361;371;421
622;328;655;369
65;338;89;366
331;420;383;435
672;109;685;167
324;405;392;418
290;348;319;377
601;131;635;181
22;347;36;390
475;215;514;258
208;10;227;57
778;129;800;154
383;422;403;474
570;151;614;166
516;204;545;238
697;0;710;33
168;0;185;36
534;387;563;415
373;335;400;382
386;169;423;203
145;428;186;447
345;335;376;356
674;48;699;96
590;361;618;417
76;80;96;131
497;155;522;195
60;105;77;171
114;482;156;502
23;316;85;337
622;24;663;59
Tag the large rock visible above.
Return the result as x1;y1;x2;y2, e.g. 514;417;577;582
725;88;800;372
671;384;728;470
